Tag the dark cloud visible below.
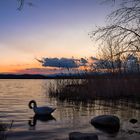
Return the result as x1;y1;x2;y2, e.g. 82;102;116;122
39;57;89;69
42;58;78;68
37;57;99;69
15;68;60;74
79;58;88;65
89;57;98;61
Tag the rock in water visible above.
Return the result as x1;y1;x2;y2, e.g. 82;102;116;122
91;115;120;133
69;132;98;140
129;119;138;124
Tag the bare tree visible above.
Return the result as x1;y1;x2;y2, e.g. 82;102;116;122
90;0;140;73
17;0;34;10
17;0;24;10
94;37;125;73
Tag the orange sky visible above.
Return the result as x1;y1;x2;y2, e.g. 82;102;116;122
0;1;111;74
0;62;41;73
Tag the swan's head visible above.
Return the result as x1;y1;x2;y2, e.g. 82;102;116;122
29;100;37;109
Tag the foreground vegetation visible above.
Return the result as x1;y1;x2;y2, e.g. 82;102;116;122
0;121;13;140
49;73;140;102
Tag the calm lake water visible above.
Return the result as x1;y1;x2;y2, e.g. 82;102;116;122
0;79;140;140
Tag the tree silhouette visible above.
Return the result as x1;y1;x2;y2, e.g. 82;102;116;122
90;0;140;73
17;0;34;10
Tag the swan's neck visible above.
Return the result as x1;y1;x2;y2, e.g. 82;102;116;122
33;102;37;108
29;100;37;109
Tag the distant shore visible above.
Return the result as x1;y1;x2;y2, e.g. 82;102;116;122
0;74;47;79
0;74;86;79
0;73;140;79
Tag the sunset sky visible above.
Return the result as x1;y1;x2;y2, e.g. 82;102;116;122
0;0;113;74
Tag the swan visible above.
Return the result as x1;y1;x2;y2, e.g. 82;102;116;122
28;100;56;115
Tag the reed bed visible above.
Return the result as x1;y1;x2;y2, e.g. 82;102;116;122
48;74;140;102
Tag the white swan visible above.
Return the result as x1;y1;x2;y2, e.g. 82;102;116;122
28;100;56;115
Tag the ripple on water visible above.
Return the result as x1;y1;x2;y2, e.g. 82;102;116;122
0;79;140;140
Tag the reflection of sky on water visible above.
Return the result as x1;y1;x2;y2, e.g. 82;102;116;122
0;79;140;140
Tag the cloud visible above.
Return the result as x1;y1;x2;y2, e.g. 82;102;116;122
42;58;77;68
38;57;88;69
15;68;60;74
79;58;88;65
37;57;99;69
14;56;99;75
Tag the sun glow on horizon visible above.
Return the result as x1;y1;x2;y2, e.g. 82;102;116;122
0;0;110;74
0;61;41;73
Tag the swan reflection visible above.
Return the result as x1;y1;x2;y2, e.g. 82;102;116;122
28;114;56;128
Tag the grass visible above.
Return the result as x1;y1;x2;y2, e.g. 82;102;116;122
48;74;140;102
0;121;8;140
0;120;13;140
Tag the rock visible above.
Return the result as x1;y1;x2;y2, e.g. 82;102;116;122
69;132;98;140
91;115;120;133
129;119;138;124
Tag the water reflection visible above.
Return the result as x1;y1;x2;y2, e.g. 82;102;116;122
0;80;140;140
53;99;140;121
28;114;56;128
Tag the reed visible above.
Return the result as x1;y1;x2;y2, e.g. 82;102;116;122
0;120;13;140
48;74;140;102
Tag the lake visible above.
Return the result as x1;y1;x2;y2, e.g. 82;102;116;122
0;79;140;140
